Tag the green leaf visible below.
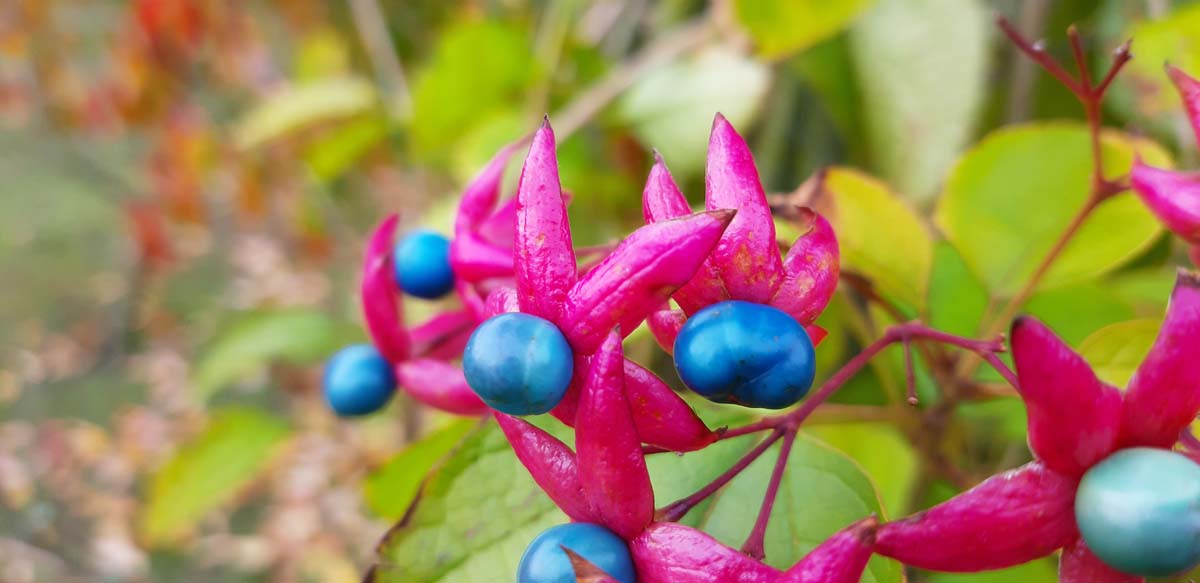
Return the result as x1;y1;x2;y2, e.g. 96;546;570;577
806;422;918;518
822;167;934;311
192;309;352;401
618;47;771;175
371;422;567;583
139;408;290;546
303;114;391;181
927;558;1058;583
1024;282;1136;346
410;20;536;157
733;0;875;59
937;124;1171;297
849;0;989;202
363;419;478;519
233;77;378;150
1079;318;1161;387
698;433;903;582
927;242;989;337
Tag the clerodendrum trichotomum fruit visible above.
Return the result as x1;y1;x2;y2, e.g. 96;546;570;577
1075;447;1200;576
673;300;816;409
322;344;395;416
462;312;574;415
392;229;455;299
518;523;637;583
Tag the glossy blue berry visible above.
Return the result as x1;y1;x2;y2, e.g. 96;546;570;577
323;344;395;416
393;230;455;299
518;523;637;583
673;300;815;409
462;313;574;415
1075;447;1200;577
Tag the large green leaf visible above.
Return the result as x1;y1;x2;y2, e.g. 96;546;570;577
409;20;536;157
618;47;771;175
936;124;1171;297
806;422;918;518
927;242;989;337
698;433;903;582
1024;283;1136;346
364;419;478;519
138;408;291;546
370;422;566;583
849;0;989;202
192;309;353;400
822;167;934;311
733;0;875;59
927;558;1057;583
233;77;378;149
1079;318;1161;387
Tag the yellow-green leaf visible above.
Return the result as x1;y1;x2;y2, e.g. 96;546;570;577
936;123;1171;297
233;77;378;150
733;0;875;59
822;167;934;311
139;408;290;546
1079;318;1161;387
363;419;477;519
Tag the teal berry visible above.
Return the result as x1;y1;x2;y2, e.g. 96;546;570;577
673;300;816;409
518;523;637;583
1075;447;1200;577
462;313;574;415
323;344;395;416
393;230;455;299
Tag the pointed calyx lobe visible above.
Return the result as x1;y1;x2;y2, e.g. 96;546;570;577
1121;270;1200;448
622;359;716;451
515;120;576;323
875;462;1078;571
395;359;487;416
576;332;654;540
361;215;410;363
1130;162;1200;245
1168;65;1200;145
630;522;781;583
1059;538;1144;583
770;209;840;326
642;155;727;314
494;413;592;523
777;516;877;583
1010;316;1122;476
706;114;785;304
563;209;734;355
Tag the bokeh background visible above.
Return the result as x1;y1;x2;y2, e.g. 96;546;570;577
4;0;1200;582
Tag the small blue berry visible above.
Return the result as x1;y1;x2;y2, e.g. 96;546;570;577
518;523;637;583
1075;447;1200;577
462;313;573;416
393;230;455;299
323;344;395;416
673;300;816;409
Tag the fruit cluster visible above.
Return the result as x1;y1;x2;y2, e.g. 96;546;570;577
324;45;1200;583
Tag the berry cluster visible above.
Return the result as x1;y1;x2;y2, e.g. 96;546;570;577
327;26;1200;583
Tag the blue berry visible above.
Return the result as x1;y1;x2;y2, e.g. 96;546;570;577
1075;447;1200;576
323;344;395;416
462;313;574;415
518;523;637;583
393;230;455;299
673;300;815;409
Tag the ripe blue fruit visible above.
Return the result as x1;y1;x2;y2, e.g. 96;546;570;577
323;344;395;416
462;313;574;415
673;300;816;409
1075;447;1200;577
518;523;637;583
393;230;455;299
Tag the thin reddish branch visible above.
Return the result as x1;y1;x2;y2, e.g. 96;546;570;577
995;15;1080;94
657;430;783;522
741;429;797;560
903;336;919;406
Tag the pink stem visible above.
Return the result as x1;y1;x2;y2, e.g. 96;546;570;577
657;430;783;522
741;429;797;560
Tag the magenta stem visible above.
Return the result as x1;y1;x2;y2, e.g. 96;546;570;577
740;429;797;560
657;430;783;522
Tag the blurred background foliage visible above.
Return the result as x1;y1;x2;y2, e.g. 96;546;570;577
2;0;1200;581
